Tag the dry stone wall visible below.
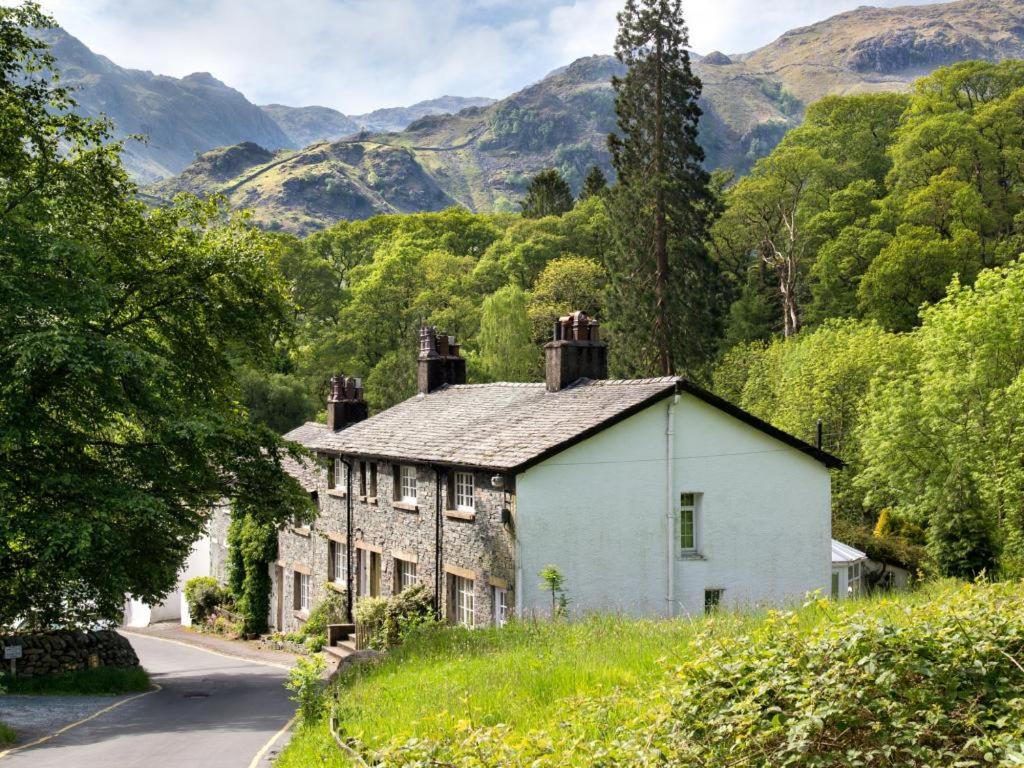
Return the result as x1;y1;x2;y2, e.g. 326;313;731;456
0;630;140;678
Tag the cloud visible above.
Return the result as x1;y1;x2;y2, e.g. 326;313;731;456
16;0;947;113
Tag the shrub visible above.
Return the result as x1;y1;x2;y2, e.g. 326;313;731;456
0;722;14;746
333;580;1024;767
285;654;326;726
354;584;436;650
302;590;347;642
183;576;228;625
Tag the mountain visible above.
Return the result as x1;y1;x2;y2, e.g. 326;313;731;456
350;96;497;133
259;97;497;148
153;0;1024;232
40;28;291;182
259;104;360;148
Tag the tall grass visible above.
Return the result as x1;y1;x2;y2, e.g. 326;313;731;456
276;583;962;768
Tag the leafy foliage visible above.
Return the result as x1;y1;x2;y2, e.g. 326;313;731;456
520;169;574;219
353;584;437;650
286;654;327;727
227;513;282;635
183;576;229;625
0;5;310;628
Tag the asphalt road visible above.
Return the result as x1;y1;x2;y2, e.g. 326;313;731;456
0;634;295;768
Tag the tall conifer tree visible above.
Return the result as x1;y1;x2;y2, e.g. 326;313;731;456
606;0;721;375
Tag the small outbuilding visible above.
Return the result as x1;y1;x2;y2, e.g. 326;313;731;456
831;539;868;599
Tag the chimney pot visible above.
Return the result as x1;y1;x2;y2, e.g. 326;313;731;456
327;373;368;431
544;311;608;392
418;326;466;394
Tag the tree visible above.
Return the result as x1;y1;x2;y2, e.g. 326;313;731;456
0;6;311;627
578;166;608;201
520;169;574;219
605;0;721;375
478;285;538;381
528;256;608;342
858;261;1024;576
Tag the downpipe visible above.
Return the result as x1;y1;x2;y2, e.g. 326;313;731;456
666;393;679;617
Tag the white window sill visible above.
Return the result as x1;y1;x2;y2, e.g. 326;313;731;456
293;610;309;620
326;489;347;498
677;551;705;561
394;501;419;513
291;526;312;537
445;508;476;521
327;581;346;593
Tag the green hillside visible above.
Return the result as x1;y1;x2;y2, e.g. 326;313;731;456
152;0;1024;233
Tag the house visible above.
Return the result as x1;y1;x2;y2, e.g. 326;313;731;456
266;311;841;632
831;539;868;599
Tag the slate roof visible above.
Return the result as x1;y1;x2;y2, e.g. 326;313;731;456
309;377;843;473
280;422;329;492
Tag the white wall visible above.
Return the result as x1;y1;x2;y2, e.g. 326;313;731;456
515;392;832;618
123;533;211;628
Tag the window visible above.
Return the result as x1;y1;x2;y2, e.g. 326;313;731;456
848;562;862;595
680;492;698;552
331;457;347;491
368;463;378;498
398;465;417;504
293;571;311;612
328;541;346;585
831;571;840;599
704;588;723;614
453;471;475;511
493;586;508;627
449;575;475;627
394;558;417;593
358;462;367;496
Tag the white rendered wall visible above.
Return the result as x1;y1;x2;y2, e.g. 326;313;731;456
515;392;832;618
123;534;211;627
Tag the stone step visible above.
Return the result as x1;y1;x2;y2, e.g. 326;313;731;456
323;644;352;660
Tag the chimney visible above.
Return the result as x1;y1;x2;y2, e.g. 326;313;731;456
418;326;467;394
326;374;368;431
544;311;608;392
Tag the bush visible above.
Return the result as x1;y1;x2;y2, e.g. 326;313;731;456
354;584;436;650
183;576;228;625
331;581;1024;766
0;722;14;746
285;654;326;726
301;590;347;645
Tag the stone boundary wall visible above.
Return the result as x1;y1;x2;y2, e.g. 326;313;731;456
0;630;140;678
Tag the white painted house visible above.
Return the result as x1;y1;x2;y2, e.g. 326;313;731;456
305;312;842;624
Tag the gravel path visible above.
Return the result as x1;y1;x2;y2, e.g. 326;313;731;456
0;693;131;746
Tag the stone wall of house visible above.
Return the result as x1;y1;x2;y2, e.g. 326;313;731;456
209;501;233;585
0;630;139;678
268;456;516;632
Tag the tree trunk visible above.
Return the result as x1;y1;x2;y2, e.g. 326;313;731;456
654;25;671;374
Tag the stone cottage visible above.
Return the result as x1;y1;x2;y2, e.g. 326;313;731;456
265;311;841;633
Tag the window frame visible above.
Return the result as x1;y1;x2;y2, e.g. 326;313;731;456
394;557;418;593
332;457;347;491
450;575;475;627
328;540;346;585
294;571;311;612
704;588;723;614
398;464;417;504
358;461;367;496
453;471;475;512
368;463;378;498
492;586;508;627
679;492;699;553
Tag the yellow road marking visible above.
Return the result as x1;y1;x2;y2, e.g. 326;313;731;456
119;629;294;671
247;714;298;768
0;684;161;761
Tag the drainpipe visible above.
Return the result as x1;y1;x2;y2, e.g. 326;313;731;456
665;391;680;618
342;457;354;623
434;466;444;621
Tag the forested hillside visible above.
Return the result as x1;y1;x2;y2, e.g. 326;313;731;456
151;0;1024;232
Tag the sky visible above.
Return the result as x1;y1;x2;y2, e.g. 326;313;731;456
20;0;944;114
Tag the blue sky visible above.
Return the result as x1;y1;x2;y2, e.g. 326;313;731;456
25;0;943;113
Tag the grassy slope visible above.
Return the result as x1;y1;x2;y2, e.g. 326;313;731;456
278;585;958;767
